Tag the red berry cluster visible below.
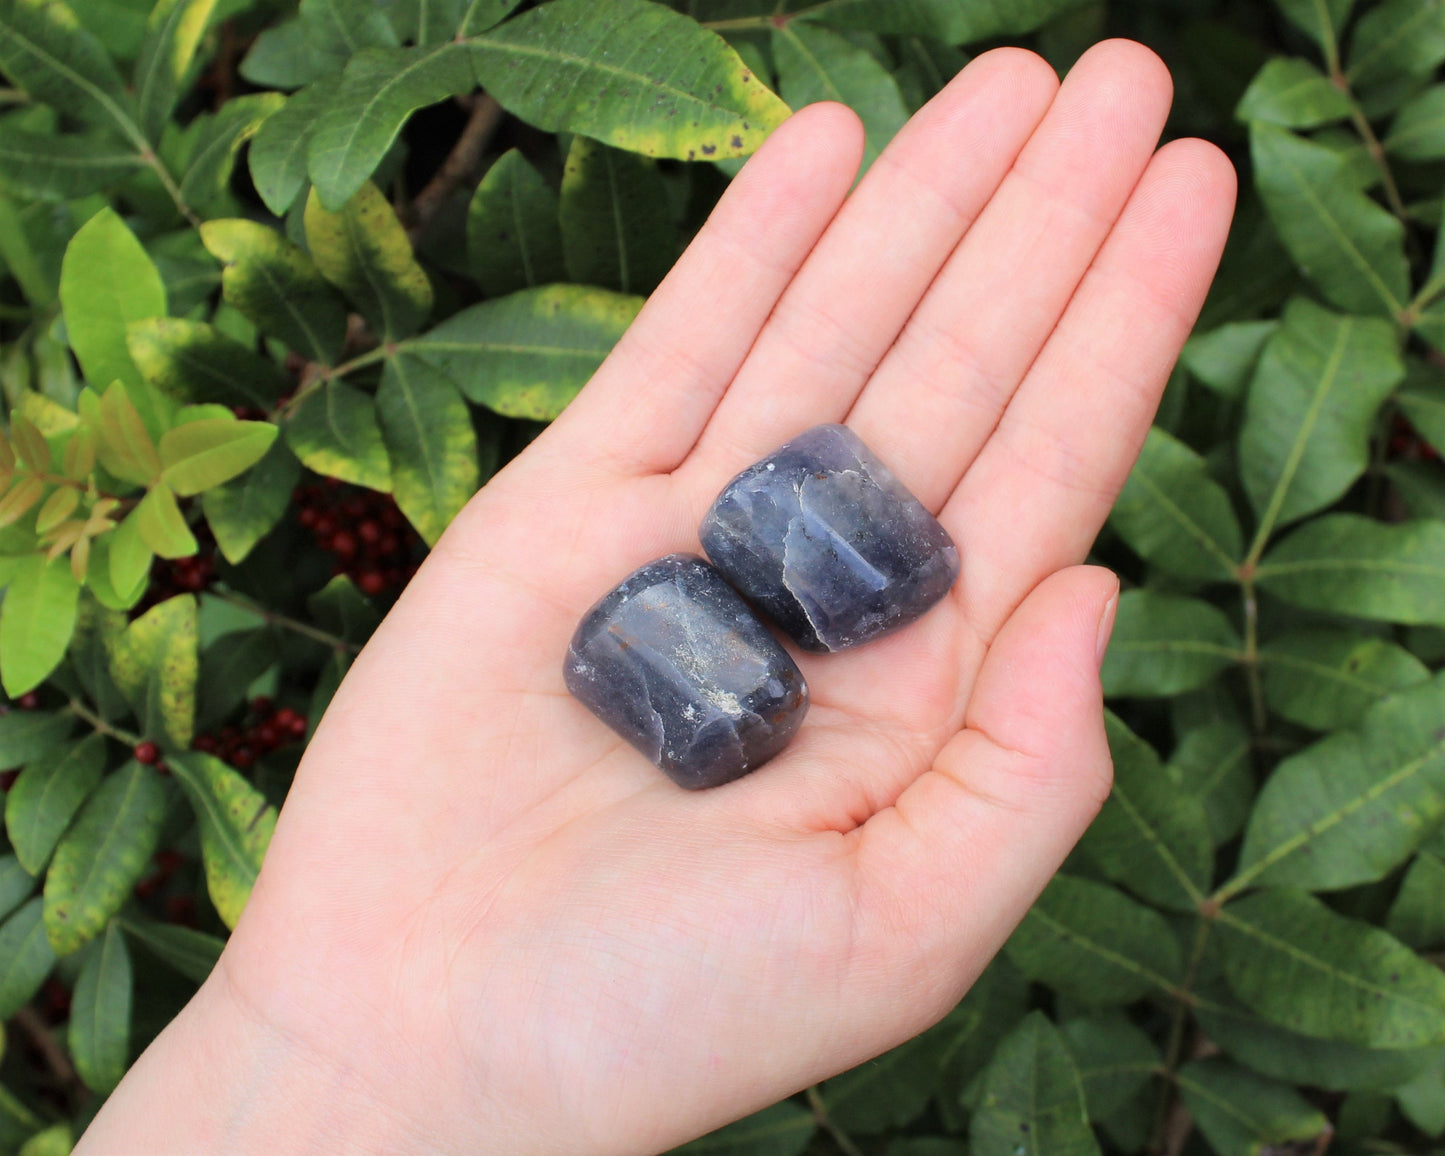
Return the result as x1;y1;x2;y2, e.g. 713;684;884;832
144;518;219;605
190;696;308;769
131;849;198;926
293;479;420;597
1388;413;1442;461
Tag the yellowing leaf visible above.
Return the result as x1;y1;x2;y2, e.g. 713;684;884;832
96;382;162;486
108;594;197;748
167;753;276;929
132;483;196;558
159;418;278;496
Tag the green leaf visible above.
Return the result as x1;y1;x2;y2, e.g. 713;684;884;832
1078;713;1212;911
773;21;907;170
103;516;152;609
304;182;432;341
1231;672;1445;892
247;80;334;216
1257;515;1445;624
134;0;216;143
1176;1058;1329;1156
307;43;473;211
1398;368;1445;455
469;0;787;162
1059;1013;1160;1121
805;0;1090;42
5;734;105;875
1260;629;1429;731
376;355;478;546
1385;84;1445;159
1388;851;1445;949
0;899;54;1018
1181;320;1278;399
1273;0;1354;51
127;317;290;410
1398;1052;1445;1137
202;438;302;564
1240;298;1403;531
820;992;1003;1135
1004;874;1182;1006
95;379;164;482
199;219;348;366
59;206;167;393
1251;123;1409;318
1347;0;1445;87
67;600;128;720
466;148;566;297
0;123;144;200
1197;990;1440;1092
132;483;197;558
108;593;197;748
43;760;166;955
115;913;222;984
284;379;391;491
0;1082;41;1149
672;1102;815;1155
1217;888;1445;1048
196;628;280;730
307;573;381;643
176;92;285;208
970;1012;1100;1156
166;752;275;930
557;136;676;297
0;0;132;132
1236;57;1353;127
17;1123;72;1156
410;284;641;420
1100;590;1241;698
69;921;130;1093
0;710;75;768
159;418;278;496
0;554;80;697
0;856;37;923
1108;427;1242;582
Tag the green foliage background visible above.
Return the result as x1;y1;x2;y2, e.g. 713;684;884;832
0;0;1441;1152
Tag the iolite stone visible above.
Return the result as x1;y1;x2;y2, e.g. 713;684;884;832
564;554;808;790
700;424;960;652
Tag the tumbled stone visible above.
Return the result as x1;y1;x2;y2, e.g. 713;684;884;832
700;424;960;653
564;554;809;789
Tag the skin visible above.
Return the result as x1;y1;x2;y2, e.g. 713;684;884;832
77;40;1236;1156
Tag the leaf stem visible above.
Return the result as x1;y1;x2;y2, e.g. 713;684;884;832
408;94;503;241
69;698;141;747
806;1087;865;1156
141;149;202;229
1240;577;1267;734
1149;917;1213;1156
1345;98;1410;227
209;590;360;654
327;345;391;380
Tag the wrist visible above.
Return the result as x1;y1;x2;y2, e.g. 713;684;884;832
74;958;419;1155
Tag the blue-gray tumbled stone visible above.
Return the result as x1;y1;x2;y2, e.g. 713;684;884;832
564;554;808;789
700;424;960;652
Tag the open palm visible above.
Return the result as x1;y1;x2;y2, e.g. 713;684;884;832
81;39;1235;1156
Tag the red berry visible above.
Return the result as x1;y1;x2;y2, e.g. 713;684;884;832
330;530;358;561
287;714;308;738
17;692;39;710
378;532;401;556
231;746;256;769
380;505;403;529
193;733;219;754
251;695;273;716
134;741;161;765
314;515;337;539
357;569;387;596
298;507;319;528
165;894;197;927
357;519;381;545
255;723;280;749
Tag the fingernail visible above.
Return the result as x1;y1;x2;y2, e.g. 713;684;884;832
1095;587;1119;669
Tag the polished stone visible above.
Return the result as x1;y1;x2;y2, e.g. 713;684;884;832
700;424;960;652
564;554;808;789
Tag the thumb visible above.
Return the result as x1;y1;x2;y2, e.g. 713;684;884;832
853;565;1119;1013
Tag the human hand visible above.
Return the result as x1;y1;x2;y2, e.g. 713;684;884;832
79;38;1235;1156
